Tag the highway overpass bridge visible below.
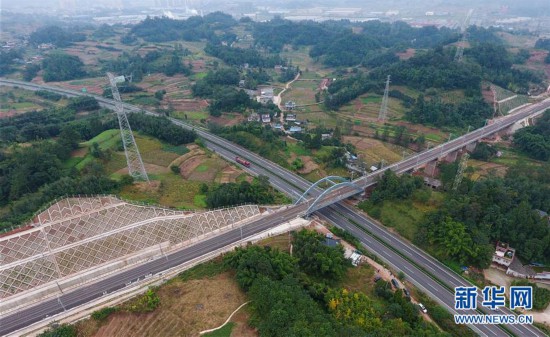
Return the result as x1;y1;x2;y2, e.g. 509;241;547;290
1;79;548;337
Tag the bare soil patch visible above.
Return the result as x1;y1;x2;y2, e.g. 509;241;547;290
343;136;402;163
208;114;245;127
179;154;207;179
218;165;242;184
298;156;319;175
396;48;416;60
79;272;249;337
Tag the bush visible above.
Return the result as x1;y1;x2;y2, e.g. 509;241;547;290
127;288;160;313
91;307;117;322
37;324;77;337
170;164;180;174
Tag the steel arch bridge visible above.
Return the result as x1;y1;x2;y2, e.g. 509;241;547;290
294;176;363;215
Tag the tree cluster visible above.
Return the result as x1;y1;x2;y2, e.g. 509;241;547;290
30;25;85;47
223;230;451;337
0;136;121;230
324;73;381;110
205;176;275;208
467;43;541;93
35;90;63;101
416;163;550;267
253;18;457;67
369;171;424;204
67;96;100;111
42;53;86;82
129;12;237;43
209;122;287;167
0;49;22;76
406;94;493;128
293;230;349;282
513;110;550;161
127;113;197;145
1;111;115;144
205;43;284;68
102;49;191;82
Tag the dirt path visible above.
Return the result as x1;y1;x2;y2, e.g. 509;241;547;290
275;72;301;126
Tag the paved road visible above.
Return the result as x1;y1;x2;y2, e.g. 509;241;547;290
1;79;547;336
0;203;310;335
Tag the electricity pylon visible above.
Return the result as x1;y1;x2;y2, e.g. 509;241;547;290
452;153;469;190
107;72;149;182
378;75;390;121
454;9;474;62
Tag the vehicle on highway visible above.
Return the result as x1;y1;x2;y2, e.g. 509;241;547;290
235;156;250;167
391;278;400;289
373;275;381;282
403;288;410;298
418;303;427;313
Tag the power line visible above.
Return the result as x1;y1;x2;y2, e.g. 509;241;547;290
454;9;474;62
452;152;469;191
378;75;391;121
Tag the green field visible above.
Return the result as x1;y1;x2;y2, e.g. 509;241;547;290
81;129;120;149
359;191;444;241
173;110;209;121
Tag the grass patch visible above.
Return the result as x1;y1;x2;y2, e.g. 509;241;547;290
163;144;189;155
81;129;120;150
195;164;209;172
361;95;382;104
286;142;312;157
174;110;209;121
193;72;208;80
134;135;180;166
202;322;235;337
179;258;229;282
119;173;204;209
75;156;94;170
104;153;128;174
128;95;159;106
358;192;443;241
194;194;207;208
63;156;84;169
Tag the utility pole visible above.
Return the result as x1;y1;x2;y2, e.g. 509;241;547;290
452;153;470;191
378;75;391;121
454;9;474;62
107;73;149;182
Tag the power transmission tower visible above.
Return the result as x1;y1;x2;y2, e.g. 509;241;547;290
454;9;474;62
452;152;469;190
107;73;149;182
378;75;390;121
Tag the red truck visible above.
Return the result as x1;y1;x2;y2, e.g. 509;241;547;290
235;156;250;167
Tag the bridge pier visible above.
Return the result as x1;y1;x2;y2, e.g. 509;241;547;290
444;150;458;163
465;142;477;152
424;160;438;177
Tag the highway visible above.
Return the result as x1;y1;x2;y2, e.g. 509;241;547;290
1;79;548;336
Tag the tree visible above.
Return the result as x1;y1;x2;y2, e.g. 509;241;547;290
170;165;180;174
292;229;349;282
248;276;337;337
23;63;40;81
42;53;86;82
224;246;297;290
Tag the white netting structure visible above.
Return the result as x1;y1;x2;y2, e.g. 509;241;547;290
491;84;529;116
0;197;260;299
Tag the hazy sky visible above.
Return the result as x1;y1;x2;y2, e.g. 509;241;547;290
1;0;550;14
